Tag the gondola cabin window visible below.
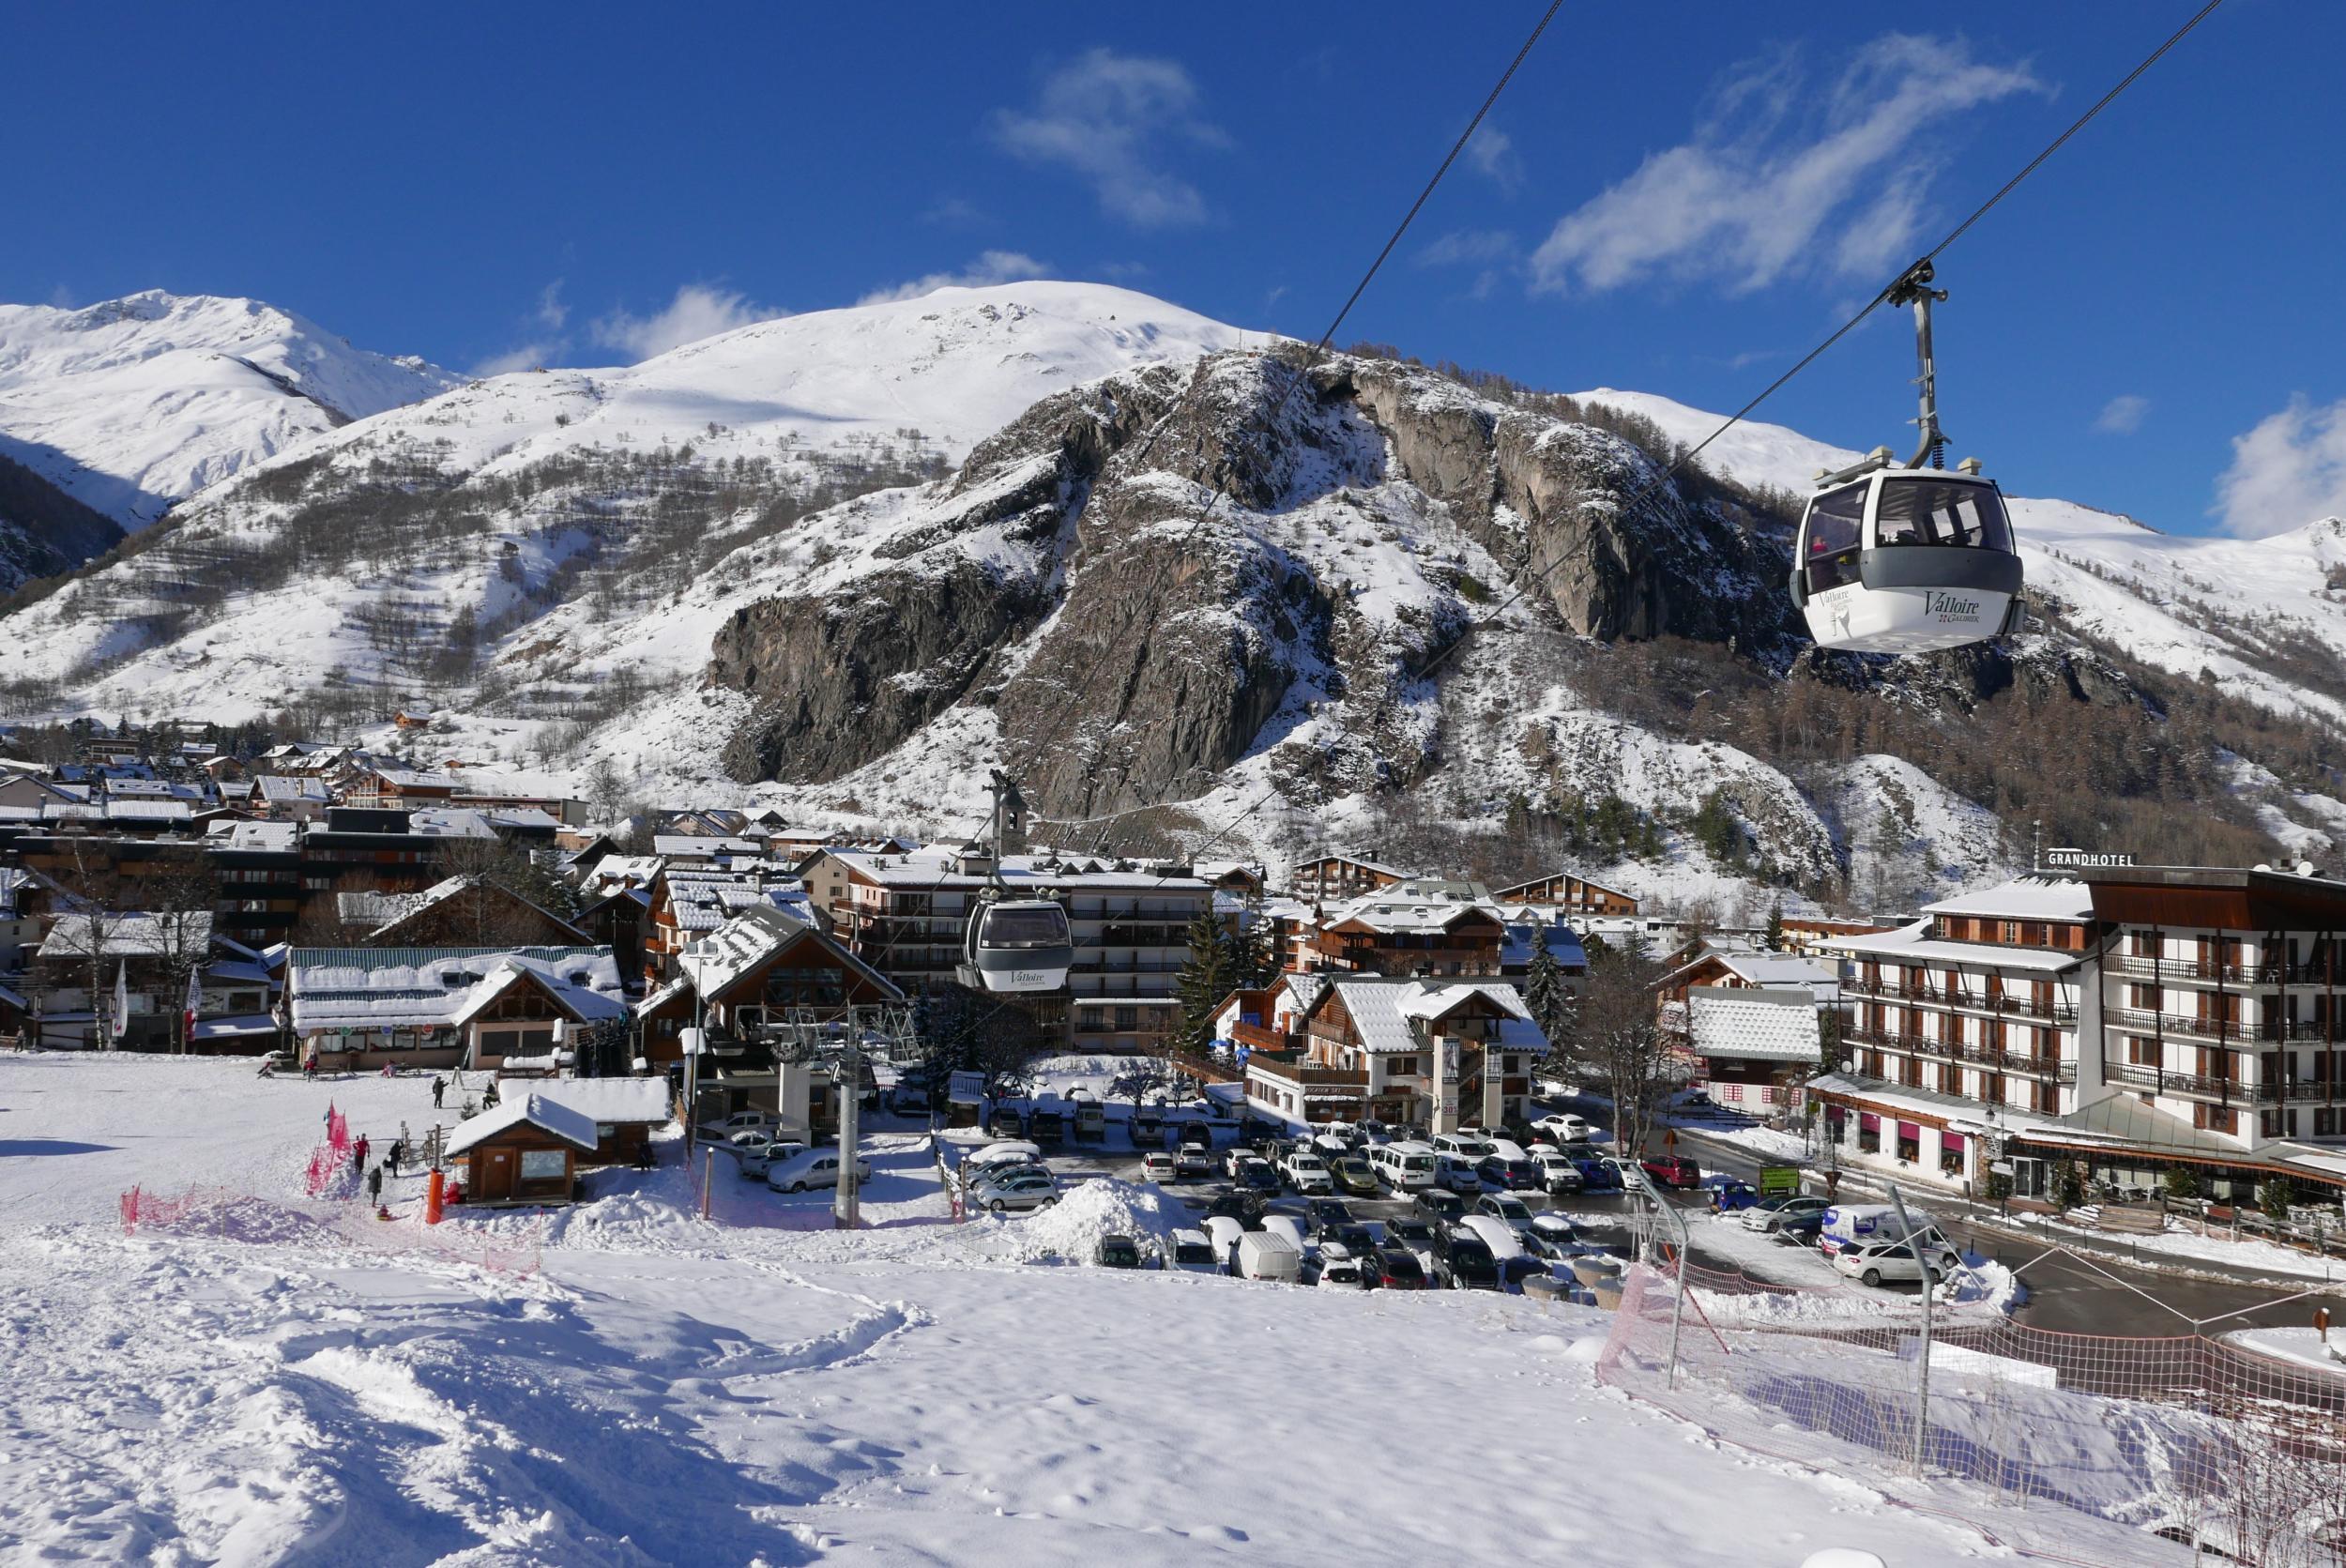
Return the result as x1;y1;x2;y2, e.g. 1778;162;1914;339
1803;482;1866;592
1873;480;2012;550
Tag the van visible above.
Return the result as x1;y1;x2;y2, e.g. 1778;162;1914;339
1261;1215;1309;1255
1431;1132;1491;1160
1073;1100;1105;1143
1434;1153;1484;1194
1818;1203;1936;1259
1372;1140;1438;1192
1236;1229;1302;1284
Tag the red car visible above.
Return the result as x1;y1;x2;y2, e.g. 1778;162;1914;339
1640;1155;1702;1189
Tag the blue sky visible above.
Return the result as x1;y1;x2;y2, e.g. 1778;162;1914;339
10;1;2337;537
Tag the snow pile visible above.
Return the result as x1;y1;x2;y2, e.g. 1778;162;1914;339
980;1177;1186;1264
1941;1256;2024;1313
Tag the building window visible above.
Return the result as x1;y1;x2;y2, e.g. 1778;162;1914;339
1114;1007;1138;1031
518;1149;567;1181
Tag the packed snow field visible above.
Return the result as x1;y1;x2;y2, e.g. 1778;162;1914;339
0;1054;2184;1565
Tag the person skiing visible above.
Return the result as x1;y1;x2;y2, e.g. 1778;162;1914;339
432;1076;446;1109
482;1080;500;1109
366;1165;384;1204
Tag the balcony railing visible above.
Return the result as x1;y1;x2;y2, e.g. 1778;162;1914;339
2105;1061;2273;1103
1843;974;2076;1023
2105;953;2305;985
2103;1006;2230;1042
1844;1026;2076;1081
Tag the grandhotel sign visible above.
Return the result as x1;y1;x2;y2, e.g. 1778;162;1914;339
2045;846;2135;870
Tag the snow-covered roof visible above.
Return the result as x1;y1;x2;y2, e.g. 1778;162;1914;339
286;945;626;1032
1823;920;2085;975
1922;876;2095;922
653;834;763;857
407;808;499;840
828;846;1207;892
580;854;665;891
104;799;192;823
256;775;331;803
206;819;299;852
532;1077;672;1126
675;904;896;1001
1687;987;1823;1063
38;910;213;960
369;766;459;790
1495;1016;1551;1057
441;1093;601;1158
1329;978;1527;1055
1323;894;1499;935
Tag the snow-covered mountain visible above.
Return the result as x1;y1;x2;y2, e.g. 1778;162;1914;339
0;291;456;532
2;279;2338;914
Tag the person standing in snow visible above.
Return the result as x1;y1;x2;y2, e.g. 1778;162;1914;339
482;1081;500;1109
432;1076;446;1109
367;1165;384;1204
386;1138;404;1177
353;1133;370;1167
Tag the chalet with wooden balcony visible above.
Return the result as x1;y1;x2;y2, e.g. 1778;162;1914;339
1301;895;1509;979
1287;853;1410;904
1242;976;1546;1131
1489;869;1638;916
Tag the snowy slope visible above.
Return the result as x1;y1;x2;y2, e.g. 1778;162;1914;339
0;290;457;528
1575;387;1860;495
0;1054;2188;1568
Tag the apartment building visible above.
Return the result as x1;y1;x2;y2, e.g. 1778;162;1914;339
808;845;1212;1055
1816;877;2097;1189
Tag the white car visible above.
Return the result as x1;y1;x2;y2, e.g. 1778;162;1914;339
1473;1193;1538;1237
705;1110;782;1137
1315;1241;1369;1289
1140;1151;1180;1183
1169;1227;1220;1273
1833;1235;1964;1288
967;1167;1060;1213
767;1148;873;1193
731;1136;807;1180
1283;1152;1334;1195
1531;1149;1583;1194
1532;1113;1591;1144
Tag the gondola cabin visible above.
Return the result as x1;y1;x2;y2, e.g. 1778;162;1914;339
958;899;1074;994
1791;461;2024;655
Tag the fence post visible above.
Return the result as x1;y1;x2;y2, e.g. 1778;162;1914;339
701;1147;716;1221
1888;1182;1931;1477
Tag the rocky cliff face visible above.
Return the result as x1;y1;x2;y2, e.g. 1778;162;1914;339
705;347;1794;816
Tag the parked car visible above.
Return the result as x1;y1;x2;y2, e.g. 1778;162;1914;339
1740;1195;1831;1234
1528;1210;1578;1247
1096;1233;1142;1270
1073;1100;1106;1144
767;1148;873;1194
1283;1151;1334;1195
1313;1241;1370;1289
1332;1222;1382;1259
967;1139;1043;1171
1224;1148;1257;1179
1203;1189;1268;1227
1500;1254;1554;1290
1169;1227;1220;1273
967;1167;1060;1213
986;1105;1026;1139
1531;1149;1584;1195
1027;1109;1066;1145
1531;1113;1592;1145
1308;1132;1351;1162
1238;1157;1280;1194
1819;1203;1937;1260
1433;1154;1484;1195
1459;1212;1528;1262
1370;1140;1438;1192
1174;1147;1214;1180
1141;1151;1180;1183
1708;1179;1761;1211
1572;1158;1624;1194
1522;1228;1579;1264
1476;1154;1541;1192
1300;1197;1347;1236
1835;1234;1962;1288
1774;1208;1829;1245
1431;1132;1495;1161
1131;1107;1165;1149
703;1110;783;1137
1330;1155;1379;1196
1640;1155;1702;1190
729;1136;807;1180
891;1076;934;1117
1676;1089;1715;1113
1415;1189;1467;1225
1236;1229;1302;1284
1179;1120;1214;1151
1203;1214;1247;1269
1260;1212;1308;1253
1473;1193;1538;1237
1370;1247;1427;1289
1441;1235;1501;1291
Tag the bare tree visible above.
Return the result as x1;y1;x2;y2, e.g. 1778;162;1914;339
1568;941;1674;1160
1110;1055;1178;1117
143;858;220;1054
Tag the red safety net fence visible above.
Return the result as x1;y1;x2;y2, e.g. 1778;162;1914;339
1597;1258;2346;1566
120;1183;544;1277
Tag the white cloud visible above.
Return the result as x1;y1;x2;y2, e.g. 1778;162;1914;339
472;342;561;376
857;251;1053;306
534;279;569;331
590;283;785;360
2095;394;2150;434
1531;34;2041;295
2213;396;2346;538
1465;124;1521;190
989;48;1226;228
1416;229;1517;267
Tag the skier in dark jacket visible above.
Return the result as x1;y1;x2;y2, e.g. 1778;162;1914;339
366;1165;384;1204
432;1076;446;1109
